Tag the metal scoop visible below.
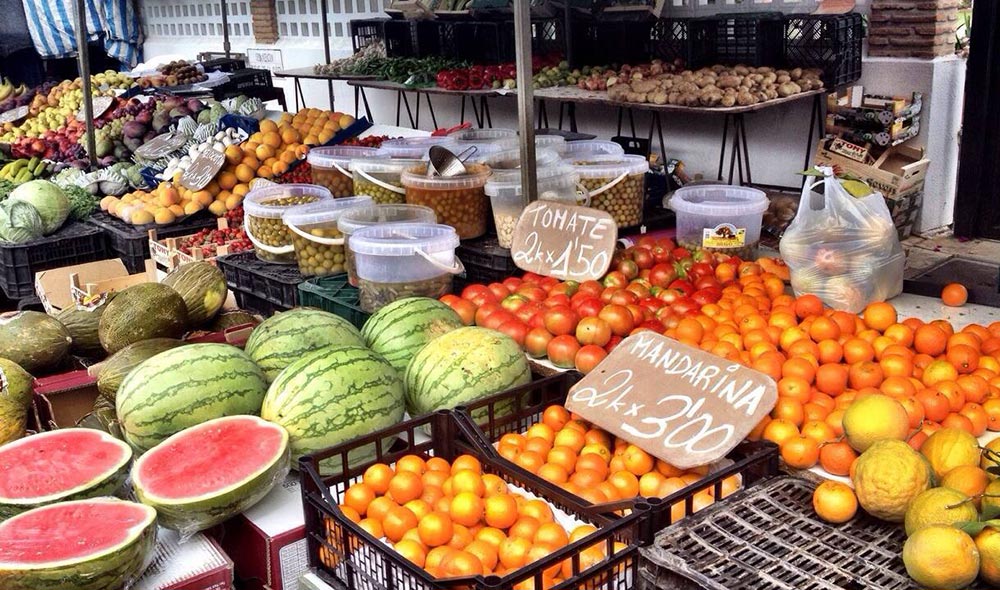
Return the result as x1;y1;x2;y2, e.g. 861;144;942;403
427;145;478;178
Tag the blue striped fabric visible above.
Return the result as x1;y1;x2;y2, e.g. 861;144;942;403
22;0;143;67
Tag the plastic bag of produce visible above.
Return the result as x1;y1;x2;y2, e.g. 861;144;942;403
0;198;44;244
779;167;904;313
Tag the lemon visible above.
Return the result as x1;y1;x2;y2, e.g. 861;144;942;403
981;436;1000;478
904;487;978;536
842;394;910;452
976;527;1000;586
903;525;980;589
851;440;932;522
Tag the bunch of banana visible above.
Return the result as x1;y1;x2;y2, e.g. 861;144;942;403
0;157;53;183
0;79;28;103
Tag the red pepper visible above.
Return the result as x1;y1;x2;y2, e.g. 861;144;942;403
468;65;485;76
436;70;452;88
468;72;485;90
450;71;470;91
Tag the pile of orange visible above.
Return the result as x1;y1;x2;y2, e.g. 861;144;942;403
326;453;622;589
289;108;355;146
100;180;229;225
496;405;740;520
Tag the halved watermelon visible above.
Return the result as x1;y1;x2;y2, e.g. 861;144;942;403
132;415;290;534
0;498;157;590
0;429;132;519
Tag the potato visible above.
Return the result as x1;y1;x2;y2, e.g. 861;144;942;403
777;82;802;97
717;76;741;89
632;79;658;93
790;67;803;80
721;94;737;107
734;65;750;76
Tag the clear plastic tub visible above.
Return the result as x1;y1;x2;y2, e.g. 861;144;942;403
337;203;438;286
350;157;422;205
283;196;374;277
376;136;459;160
349;223;462;313
668;184;769;259
307;146;379;198
401;163;492;239
563;140;625;161
475;147;562;170
244;183;333;263
454;128;518;158
572;155;649;228
536;134;567;155
486;165;582;248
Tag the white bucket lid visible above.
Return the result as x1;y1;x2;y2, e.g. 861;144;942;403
337;204;437;235
475;147;562;170
244;183;333;219
564;140;625;159
455;128;517;141
669;185;769;216
377;136;459;160
486;164;580;198
570;154;649;178
349;223;459;256
306;146;380;168
351;157;425;175
282;195;374;227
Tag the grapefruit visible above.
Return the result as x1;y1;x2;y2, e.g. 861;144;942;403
903;525;980;590
920;427;981;480
851;440;932;522
842;394;910;452
903;487;977;536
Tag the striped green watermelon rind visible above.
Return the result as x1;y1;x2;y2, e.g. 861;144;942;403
261;345;405;475
0;429;133;520
245;308;366;383
404;326;531;416
0;499;157;590
360;297;464;376
116;344;268;454
132;416;290;534
162;261;229;326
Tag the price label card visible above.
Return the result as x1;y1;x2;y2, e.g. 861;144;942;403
135;132;187;159
565;332;777;469
180;148;226;191
510;201;616;281
0;106;29;125
77;96;114;122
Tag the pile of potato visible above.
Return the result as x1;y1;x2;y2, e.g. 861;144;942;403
607;65;824;108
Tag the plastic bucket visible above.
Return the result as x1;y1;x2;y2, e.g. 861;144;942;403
244;183;333;263
571;155;649;228
306;146;379;197
668;184;769;258
563;140;625;161
350;157;423;205
283;196;374;277
485;165;582;248
454;128;518;158
376;136;459;160
337;203;438;286
401;163;492;239
475;147;562;170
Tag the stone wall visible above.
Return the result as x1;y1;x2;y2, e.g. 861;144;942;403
868;0;960;58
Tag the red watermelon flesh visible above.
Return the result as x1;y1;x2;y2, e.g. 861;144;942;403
0;499;155;564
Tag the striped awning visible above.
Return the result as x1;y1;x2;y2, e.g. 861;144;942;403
22;0;143;67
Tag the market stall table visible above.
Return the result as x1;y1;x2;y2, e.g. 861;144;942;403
347;79;509;130
273;67;376;114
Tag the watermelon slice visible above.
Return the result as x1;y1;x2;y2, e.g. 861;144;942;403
0;429;132;519
132;415;290;534
0;498;157;590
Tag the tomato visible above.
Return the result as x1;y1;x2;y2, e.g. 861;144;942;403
739;262;762;277
543;294;571;308
574;345;608;374
649;263;678;289
625;304;646;324
656;306;678;325
674;258;693;278
549;281;579;298
515;301;544;324
481;310;516;331
445;297;477;326
462;284;496;307
576;317;612;347
626;281;650;299
525;327;554;358
578;280;603;297
488;282;511;301
605;334;624;353
672;247;691;260
632;248;654;270
501;277;523;292
694;276;722;291
691;249;709;262
474;302;503;326
547;335;581;369
639;297;664;315
609;290;638;306
669;279;695;296
656;288;684;304
496;320;528;347
521;272;544;285
691;287;722;306
603;271;628;289
440;294;461;306
617;260;639;280
637;236;656;249
500;294;529;312
688;262;714;281
574;297;604;319
598;304;635;337
529;311;547;330
651;246;672;265
671;297;699;316
639;319;665;332
542;306;579;336
538;276;560;291
515;285;548;303
600;286;619;304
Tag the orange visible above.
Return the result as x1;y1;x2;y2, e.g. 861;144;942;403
464;539;499;572
762;418;800;446
941;283;969;307
363;464;394;495
498;536;533;569
394;539;427;567
425;546;456;571
514;451;545;474
899;396;926;428
422;470;448;490
780;434;820;469
914;324;949;356
941;412;975;433
880;355;914;379
809;316;842;342
608;471;640;499
534;522;570;549
553;428;585;452
524;437;553;456
575;454;609;479
783;357;818;383
542;405;571;431
396;455;427;475
449;492;484;528
546;446;578;473
481;474;508;497
794;294;824;319
441;550;484;577
958;374;991;404
475;527;507;549
884;323;915;347
801;420;837;444
508;516;541;540
338;504;361;523
579;444;611;464
772;398;804;427
849;361;884;390
519;499;554;523
569;469;604;489
499;433;526;451
383;506;419;543
863;301;897;332
526;544;561;579
812;480;857;524
418;512;454;548
923;360;960;387
638;472;668;497
404;499;433;522
343;483;376;516
388;471;424;504
537;463;569;484
450;470;486;497
358;518;383;539
960;402;989;436
448;524;474;550
916;389;950;423
451;455;482;474
367;496;398;523
947;345;980;374
622;444;655;476
815;364;849;396
483;494;518;529
818;441;857;477
526;423;555;444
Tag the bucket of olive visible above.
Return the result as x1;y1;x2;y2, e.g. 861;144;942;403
282;195;374;277
337;203;437;287
571;155;649;228
349;223;462;313
244;184;333;263
306;146;379;198
351;158;423;204
401;163;492;240
485;165;582;248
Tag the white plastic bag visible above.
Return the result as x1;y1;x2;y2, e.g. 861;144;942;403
779;167;904;313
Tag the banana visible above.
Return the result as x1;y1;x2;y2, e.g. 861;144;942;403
32;159;46;177
3;159;27;179
0;80;12;102
14;168;32;183
12;84;26;97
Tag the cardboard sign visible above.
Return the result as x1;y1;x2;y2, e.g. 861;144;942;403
565;332;777;469
135;131;187;159
0;105;28;124
510;201;616;281
77;96;114;122
247;48;284;74
180;148;225;190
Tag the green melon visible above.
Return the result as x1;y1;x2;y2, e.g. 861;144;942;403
96;338;185;402
162;261;229;326
98;283;190;354
116;343;268;453
361;297;464;375
0;358;32;446
208;310;260;332
55;293;117;358
245;308;365;383
404;326;531;417
0;311;72;373
261;345;404;474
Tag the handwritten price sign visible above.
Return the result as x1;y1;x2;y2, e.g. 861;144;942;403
566;332;777;468
180;148;226;191
510;201;616;281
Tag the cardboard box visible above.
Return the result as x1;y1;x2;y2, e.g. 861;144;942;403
215;475;308;590
827;87;923;126
33;259;158;314
30;370;100;431
136;530;234;590
814;139;930;198
885;187;923;240
148;218;237;270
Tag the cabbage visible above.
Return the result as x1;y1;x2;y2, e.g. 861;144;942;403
9;180;70;235
0;199;44;244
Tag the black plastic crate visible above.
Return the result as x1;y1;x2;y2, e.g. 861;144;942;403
784;12;864;88
497;18;566;60
646;18;691;66
436;21;508;65
198;57;246;73
86;212;218;274
231;288;287;317
301;409;660;590
0;222;109;299
689;13;785;68
216;251;302;315
350;18;387;52
211;68;273;101
572;19;656;67
297;274;370;330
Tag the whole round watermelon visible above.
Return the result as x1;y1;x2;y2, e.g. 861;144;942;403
245;308;365;383
0;358;33;446
116;343;268;453
0;311;72;373
97;338;185;402
361;297;463;375
99;283;189;354
261;345;404;474
162;262;228;326
404;326;531;417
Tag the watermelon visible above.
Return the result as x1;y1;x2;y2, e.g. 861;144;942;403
116;344;268;453
0;429;132;519
209;310;260;332
261;346;405;474
99;282;190;354
132;415;289;533
162;261;228;326
245;308;366;383
55;293;116;358
405;326;531;416
0;498;156;590
361;297;464;375
96;338;185;402
0;311;71;373
0;358;32;446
